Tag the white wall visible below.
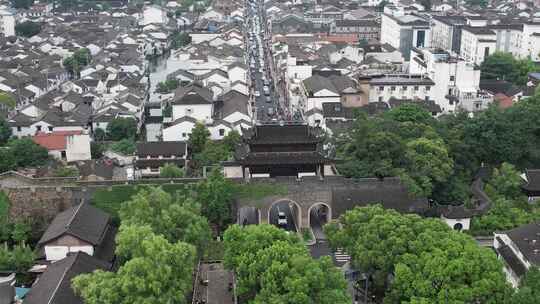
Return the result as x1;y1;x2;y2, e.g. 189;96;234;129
441;216;470;231
162;120;196;141
172;104;213;122
44;245;94;261
66;134;91;162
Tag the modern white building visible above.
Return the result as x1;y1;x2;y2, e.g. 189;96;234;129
380;12;430;60
409;48;491;113
0;7;15;37
430;16;467;54
368;74;434;104
460;26;496;66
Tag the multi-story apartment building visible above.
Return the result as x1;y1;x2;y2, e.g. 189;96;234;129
409;48;491;113
331;19;380;41
381;12;430;60
460;26;497;66
0;6;15;37
367;74;435;104
305;5;343;25
460;23;540;65
430;16;467;54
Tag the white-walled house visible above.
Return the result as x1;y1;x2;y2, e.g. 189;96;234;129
162;116;198;141
32;131;91;162
171;84;215;122
301;75;341;111
135;141;187;178
37;203;116;262
409;48;490;113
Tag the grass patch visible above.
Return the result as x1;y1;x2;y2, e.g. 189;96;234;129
203;239;224;261
232;183;288;200
91;184;191;223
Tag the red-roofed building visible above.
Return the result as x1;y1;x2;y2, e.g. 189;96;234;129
32;131;91;162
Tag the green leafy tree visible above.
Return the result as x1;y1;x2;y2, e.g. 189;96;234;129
512;268;540;304
194;141;231;169
118;187;211;252
10;221;31;244
93;128;106;141
106;118;137;141
481;52;537;86
485;162;525;201
195;169;233;233
0;243;35;272
63;48;92;77
402;137;454;197
188;122;210;154
385;103;435;125
0;93;16;110
0;118;11;146
223;129;241;152
170;31;192;49
90;142;104;159
15;21;41;37
156;79;179;94
109;139;136;155
0;149;16;173
8;138;49;167
159;163;185;178
223;224;298;270
73;226;196;304
325;205;511;301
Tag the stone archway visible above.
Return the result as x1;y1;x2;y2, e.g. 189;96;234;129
308;202;332;226
267;199;302;232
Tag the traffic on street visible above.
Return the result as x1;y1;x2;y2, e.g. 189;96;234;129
245;0;284;122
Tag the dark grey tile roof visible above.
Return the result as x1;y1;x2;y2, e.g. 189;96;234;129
523;169;540;193
303;75;338;95
38;203;111;246
136;141;187;158
497;242;528;277
245;124;322;145
24;252;110;304
506;222;540;267
172;83;214;105
462;26;496;35
238;151;330;165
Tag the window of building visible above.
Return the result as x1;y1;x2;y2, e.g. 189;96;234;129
378;96;383;102
450;75;455;81
390;86;396;91
36;125;42;131
414;86;419;91
425;86;431;91
185;108;193;115
379;86;384;91
17;126;21;132
48;126;53;132
401;86;407;91
182;133;187;138
219;129;225;136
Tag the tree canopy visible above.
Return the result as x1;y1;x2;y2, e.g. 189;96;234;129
15;21;41;38
512;268;540;304
223;224;350;303
106;117;137;141
188;122;210;154
118;187;211;252
6;138;49;168
325;205;511;302
0;117;12;145
195;169;234;233
335;95;540;204
481;52;537;86
63;48;92;77
159;163;185;178
73;225;196;304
